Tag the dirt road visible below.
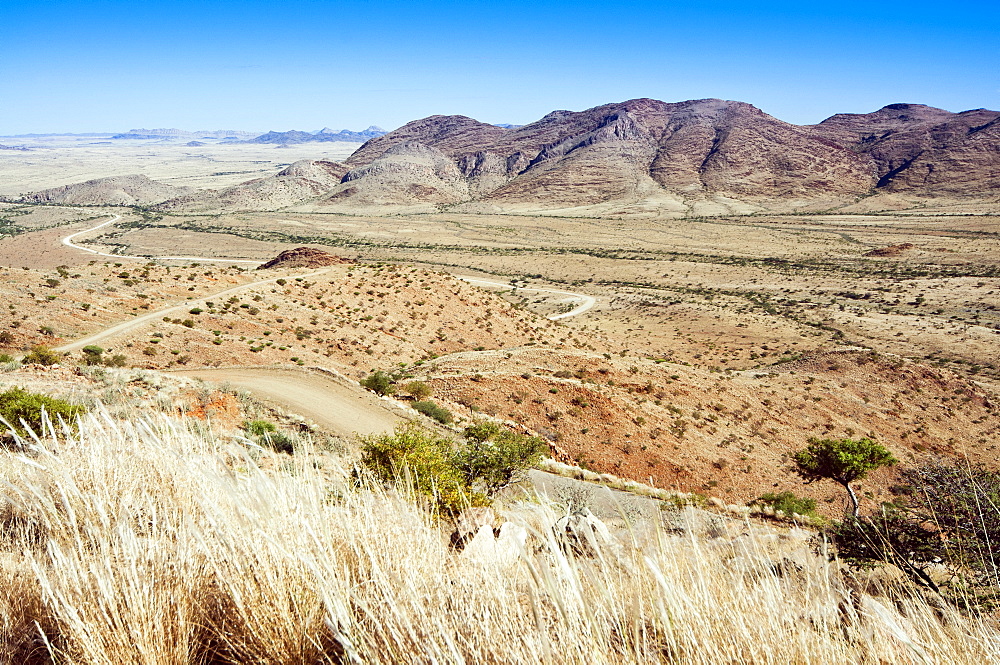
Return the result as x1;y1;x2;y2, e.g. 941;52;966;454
62;214;261;264
54;268;331;354
172;366;402;438
456;276;596;320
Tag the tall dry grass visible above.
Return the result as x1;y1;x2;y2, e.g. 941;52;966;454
0;408;998;664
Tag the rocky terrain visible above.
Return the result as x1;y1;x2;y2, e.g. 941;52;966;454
16;98;998;215
17;174;195;206
2;255;997;513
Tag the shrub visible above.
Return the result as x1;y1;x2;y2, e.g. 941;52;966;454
81;345;105;366
454;421;547;495
360;370;394;396
0;331;13;345
359;424;479;511
404;380;433;401
412;400;452;424
754;491;817;518
243;419;276;436
835;462;1000;602
0;387;84;437
23;346;61;366
243;420;293;454
0;353;14;364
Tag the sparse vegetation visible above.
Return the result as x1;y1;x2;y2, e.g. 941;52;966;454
0;386;83;438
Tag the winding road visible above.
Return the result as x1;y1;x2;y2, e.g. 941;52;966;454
456;276;597;320
61;214;261;264
50;216;599;438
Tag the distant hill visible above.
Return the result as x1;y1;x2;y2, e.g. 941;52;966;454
18;174;194;206
247;126;386;144
111;129;258;140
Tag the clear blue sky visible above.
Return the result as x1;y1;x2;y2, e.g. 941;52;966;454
2;0;998;134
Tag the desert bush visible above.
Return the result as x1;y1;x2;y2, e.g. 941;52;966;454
0;331;13;345
0;387;84;438
412;400;452;424
403;380;432;400
243;419;295;454
754;491;817;518
81;345;105;366
23;346;61;366
454;421;547;495
359;423;478;511
835;462;1000;605
360;370;394;396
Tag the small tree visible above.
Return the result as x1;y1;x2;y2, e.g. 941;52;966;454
81;345;104;366
454;421;548;495
793;437;896;517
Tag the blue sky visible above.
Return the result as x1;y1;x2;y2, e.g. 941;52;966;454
2;0;998;133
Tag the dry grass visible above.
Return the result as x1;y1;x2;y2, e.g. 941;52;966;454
0;410;998;664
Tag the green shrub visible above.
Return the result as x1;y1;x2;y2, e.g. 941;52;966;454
454;421;547;495
404;380;433;400
81;345;105;366
754;491;817;518
242;419;294;454
412;400;452;424
359;424;479;511
23;346;61;366
0;354;14;364
243;419;276;436
360;370;394;396
0;387;84;437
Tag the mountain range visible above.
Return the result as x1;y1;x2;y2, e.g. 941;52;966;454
19;98;1000;214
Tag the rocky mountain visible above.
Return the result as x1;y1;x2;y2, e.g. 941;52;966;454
811;104;1000;197
248;126;386;144
21;99;1000;215
18;174;195;206
112;129;257;140
159;159;346;212
321;98;880;214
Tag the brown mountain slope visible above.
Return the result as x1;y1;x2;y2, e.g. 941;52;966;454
809;103;956;147
19;174;194;206
159;159;347;212
314;98;879;214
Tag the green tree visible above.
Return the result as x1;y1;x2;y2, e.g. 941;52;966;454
360;370;394;396
793;437;897;517
454;421;547;495
81;345;104;366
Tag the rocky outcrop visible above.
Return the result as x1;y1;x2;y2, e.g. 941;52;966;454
256;246;351;269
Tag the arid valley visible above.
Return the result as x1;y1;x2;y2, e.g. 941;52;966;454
2;96;1000;663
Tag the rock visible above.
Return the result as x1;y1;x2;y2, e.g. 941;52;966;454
449;507;497;550
460;522;528;565
257;247;352;270
553;507;615;557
